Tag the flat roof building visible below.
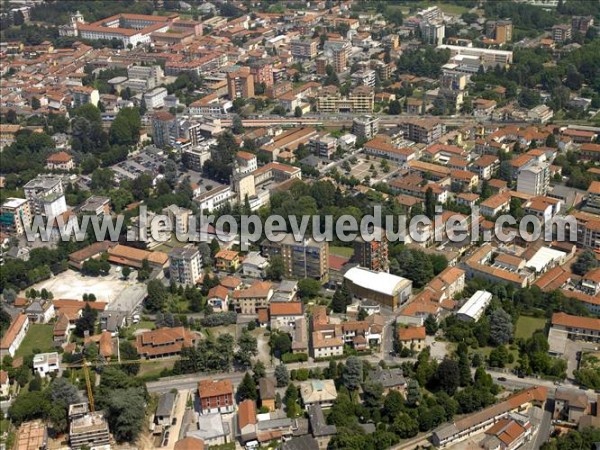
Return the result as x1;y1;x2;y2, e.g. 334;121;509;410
456;290;492;322
344;267;412;310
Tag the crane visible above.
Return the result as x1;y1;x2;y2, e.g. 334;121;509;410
66;356;186;412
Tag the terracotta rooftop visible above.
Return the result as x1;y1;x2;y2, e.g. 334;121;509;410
0;314;28;351
552;312;600;332
397;326;426;341
269;301;303;316
198;379;233;398
238;399;257;429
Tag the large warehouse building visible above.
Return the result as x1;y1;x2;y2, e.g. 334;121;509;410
343;267;412;310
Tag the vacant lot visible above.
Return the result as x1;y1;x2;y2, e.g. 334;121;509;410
330;246;353;258
27;267;147;313
515;316;547;340
15;324;54;358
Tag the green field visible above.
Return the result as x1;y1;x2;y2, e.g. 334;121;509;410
15;324;54;358
330;246;354;258
387;2;471;16
515;316;547;340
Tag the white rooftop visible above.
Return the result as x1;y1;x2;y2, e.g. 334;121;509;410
344;267;411;296
526;247;566;273
457;290;492;319
2;197;27;208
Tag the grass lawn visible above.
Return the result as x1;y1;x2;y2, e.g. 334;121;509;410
478;346;520;369
15;324;54;358
129;320;156;332
386;2;470;16
138;359;175;378
330;246;353;258
515;316;547;340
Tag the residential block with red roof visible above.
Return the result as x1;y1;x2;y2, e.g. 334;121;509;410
198;379;234;414
0;314;29;358
135;327;197;359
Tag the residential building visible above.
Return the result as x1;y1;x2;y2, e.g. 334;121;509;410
554;387;590;423
528;105;554;124
0;197;31;235
517;160;550;196
480;192;511;217
169;246;202;286
23;175;65;216
420;20;445;46
152;111;177;148
46;151;74;171
135;327;197;359
353;115;380;140
258;377;277;412
309;134;338;159
300;380;338;410
237;399;258;444
551;312;600;343
307;404;337;450
480;417;532;450
144;86;168;110
367;367;406;395
198;379;234;414
207;285;229;312
397;326;426;352
70;86;99;108
0;314;29;358
485;20;513;44
269;302;304;331
400;119;444;144
581;267;600;296
215;249;240;271
290;38;318;60
432;387;547;447
107;244;169;269
232;281;274;315
317;86;374;114
363;137;416;164
351;69;376;88
344;266;412;310
76;13;173;47
263;234;329;282
242;251;268;278
156;393;176;427
25;300;55;323
571;16;594;34
80;196;110;216
227;67;255;99
552;24;572;43
33;352;60;378
353;233;388;271
457;290;492;321
69;402;110;449
194;185;235;212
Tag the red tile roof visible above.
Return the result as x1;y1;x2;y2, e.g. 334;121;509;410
198;379;233;398
397;326;426;341
552;312;600;332
269;302;303;316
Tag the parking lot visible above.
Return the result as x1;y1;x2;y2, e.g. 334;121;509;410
27;266;147;313
342;155;400;184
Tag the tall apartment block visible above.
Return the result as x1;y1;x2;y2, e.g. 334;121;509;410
353;115;380;140
169;246;202;286
68;403;110;450
23;175;66;217
262;234;329;282
0;197;31;235
353;232;389;272
227;67;255;99
290;37;318;60
152;111;177;148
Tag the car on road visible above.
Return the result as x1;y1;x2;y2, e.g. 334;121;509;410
498;377;507;382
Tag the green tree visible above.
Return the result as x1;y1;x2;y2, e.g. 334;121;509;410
105;387;146;442
265;255;285;281
435;358;460;395
571;250;598;275
75;303;98;337
391;412;419;438
275;364;289;387
342;357;363;391
145;280;168;312
236;372;258;402
297;278;321;299
236;330;258;368
489;308;513;346
294;106;303;118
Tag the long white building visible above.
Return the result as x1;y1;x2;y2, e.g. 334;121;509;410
456;290;492;321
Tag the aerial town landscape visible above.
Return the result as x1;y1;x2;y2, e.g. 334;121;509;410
0;0;599;450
